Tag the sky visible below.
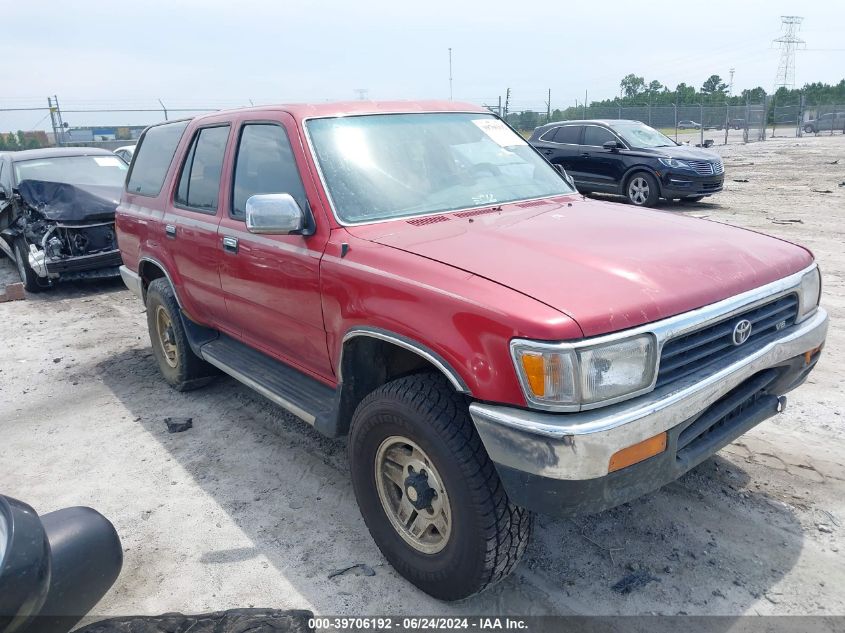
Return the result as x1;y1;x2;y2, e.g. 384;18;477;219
2;0;843;131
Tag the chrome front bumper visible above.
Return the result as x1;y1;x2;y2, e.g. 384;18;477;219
471;307;828;481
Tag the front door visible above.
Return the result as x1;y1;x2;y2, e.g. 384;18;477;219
574;125;627;191
217;115;332;380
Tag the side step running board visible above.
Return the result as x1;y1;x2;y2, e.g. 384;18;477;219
200;334;338;430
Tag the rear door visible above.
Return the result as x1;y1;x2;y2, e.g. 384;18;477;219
165;123;231;326
216;114;333;379
574;125;628;191
535;125;583;179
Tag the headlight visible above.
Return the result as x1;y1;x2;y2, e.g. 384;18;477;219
798;266;821;320
512;334;657;409
658;157;691;169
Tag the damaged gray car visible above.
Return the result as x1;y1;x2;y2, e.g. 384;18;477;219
0;148;127;291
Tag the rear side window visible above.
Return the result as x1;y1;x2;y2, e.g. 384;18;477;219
552;125;581;144
126;120;189;196
231;123;307;220
175;126;230;212
583;126;618;147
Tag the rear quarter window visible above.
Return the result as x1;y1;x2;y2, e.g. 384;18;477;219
126;120;190;197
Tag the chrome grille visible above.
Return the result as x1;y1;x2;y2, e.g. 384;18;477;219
656;294;799;387
686;160;724;176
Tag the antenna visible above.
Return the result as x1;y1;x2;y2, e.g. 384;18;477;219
448;48;453;101
773;16;805;91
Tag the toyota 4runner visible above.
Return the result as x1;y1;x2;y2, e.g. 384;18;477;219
116;101;827;600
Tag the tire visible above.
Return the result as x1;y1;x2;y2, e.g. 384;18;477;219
348;373;532;600
682;195;705;203
804;125;815;134
625;172;659;207
14;237;48;292
145;277;217;391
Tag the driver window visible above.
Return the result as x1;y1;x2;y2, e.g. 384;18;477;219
583;126;618;147
231;124;307;220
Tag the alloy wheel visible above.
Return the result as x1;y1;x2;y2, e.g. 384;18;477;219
374;435;452;554
628;177;650;205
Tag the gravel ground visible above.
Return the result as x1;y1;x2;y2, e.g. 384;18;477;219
1;134;843;618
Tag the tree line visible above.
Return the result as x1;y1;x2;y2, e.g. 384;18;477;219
503;76;845;130
0;131;48;150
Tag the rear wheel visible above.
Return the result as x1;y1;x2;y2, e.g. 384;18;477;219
348;373;532;600
14;237;47;292
145;278;217;391
625;172;659;207
804;124;815;134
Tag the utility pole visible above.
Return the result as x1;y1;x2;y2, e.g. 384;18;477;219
48;96;67;146
584;89;588;119
728;68;735;97
545;89;551;123
773;16;805;91
448;48;453;101
504;88;511;118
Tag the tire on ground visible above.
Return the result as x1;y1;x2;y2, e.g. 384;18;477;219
625;171;660;207
14;237;46;292
145;277;217;391
348;372;533;600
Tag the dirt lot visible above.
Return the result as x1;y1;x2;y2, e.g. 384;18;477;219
1;135;843;618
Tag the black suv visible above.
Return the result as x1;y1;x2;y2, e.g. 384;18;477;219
528;120;724;206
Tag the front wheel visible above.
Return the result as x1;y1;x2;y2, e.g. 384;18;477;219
348;373;532;600
625;172;659;207
804;125;815;134
14;237;48;292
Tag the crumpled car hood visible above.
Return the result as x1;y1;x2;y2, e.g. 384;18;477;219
17;179;121;222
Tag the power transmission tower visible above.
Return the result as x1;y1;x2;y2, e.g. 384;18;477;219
773;16;805;91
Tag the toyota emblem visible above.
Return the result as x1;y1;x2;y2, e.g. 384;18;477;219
732;319;753;346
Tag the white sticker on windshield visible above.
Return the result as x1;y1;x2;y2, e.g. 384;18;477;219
94;156;123;167
472;118;527;147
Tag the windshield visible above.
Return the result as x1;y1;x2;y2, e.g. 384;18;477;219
307;113;574;223
14;155;128;188
611;122;677;149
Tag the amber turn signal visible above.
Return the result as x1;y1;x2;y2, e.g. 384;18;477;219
608;432;667;472
520;352;547;397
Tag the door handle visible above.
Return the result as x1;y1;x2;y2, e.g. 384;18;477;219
222;235;239;254
164;224;176;238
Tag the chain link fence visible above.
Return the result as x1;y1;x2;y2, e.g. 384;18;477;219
499;101;772;145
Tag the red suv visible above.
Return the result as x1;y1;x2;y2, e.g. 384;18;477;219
116;101;827;600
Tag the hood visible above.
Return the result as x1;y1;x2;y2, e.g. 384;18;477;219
17;180;121;222
346;196;813;337
626;144;721;161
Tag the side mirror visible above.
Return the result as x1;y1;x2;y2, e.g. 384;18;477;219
0;495;123;633
245;193;306;235
603;141;621;151
554;164;577;189
0;496;51;632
